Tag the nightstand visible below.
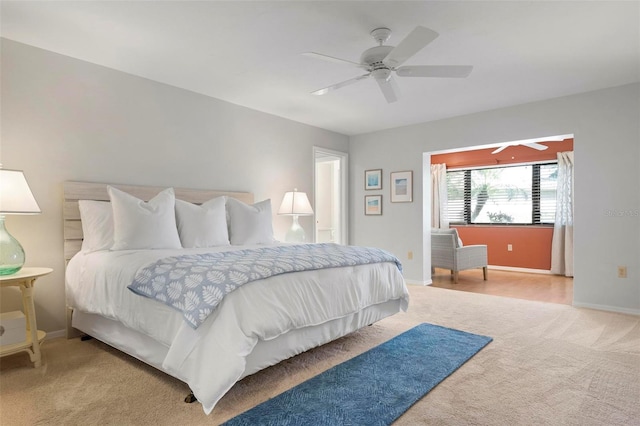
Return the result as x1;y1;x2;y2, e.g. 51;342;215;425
0;267;52;367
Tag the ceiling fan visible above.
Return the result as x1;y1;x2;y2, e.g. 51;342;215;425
303;26;473;103
491;143;549;154
491;136;569;154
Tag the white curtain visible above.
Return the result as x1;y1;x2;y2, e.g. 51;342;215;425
430;163;449;229
551;151;574;277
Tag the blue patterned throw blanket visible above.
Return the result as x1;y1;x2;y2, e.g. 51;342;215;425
128;243;402;329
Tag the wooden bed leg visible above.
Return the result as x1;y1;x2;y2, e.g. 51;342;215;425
184;392;198;403
483;266;488;280
66;307;83;339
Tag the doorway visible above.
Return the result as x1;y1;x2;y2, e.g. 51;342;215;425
313;147;348;244
425;134;575;304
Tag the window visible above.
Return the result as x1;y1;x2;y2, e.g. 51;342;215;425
446;163;557;225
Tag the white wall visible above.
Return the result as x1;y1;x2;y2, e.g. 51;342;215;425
350;83;640;314
0;39;349;333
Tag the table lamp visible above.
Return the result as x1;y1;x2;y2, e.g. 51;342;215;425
278;189;314;242
0;169;41;275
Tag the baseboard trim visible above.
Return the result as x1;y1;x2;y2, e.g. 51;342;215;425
405;279;432;286
488;265;554;275
45;329;67;340
573;302;640;316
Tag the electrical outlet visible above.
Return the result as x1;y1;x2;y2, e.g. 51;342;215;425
507;244;513;252
407;251;413;260
617;266;627;278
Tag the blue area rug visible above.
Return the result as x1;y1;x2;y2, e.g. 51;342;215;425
223;323;492;426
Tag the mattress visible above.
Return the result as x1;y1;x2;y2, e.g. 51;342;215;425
66;243;409;414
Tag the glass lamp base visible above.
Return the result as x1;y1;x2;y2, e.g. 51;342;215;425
0;216;25;276
285;215;307;243
0;264;23;275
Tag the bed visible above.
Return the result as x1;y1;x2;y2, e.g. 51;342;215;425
63;181;409;415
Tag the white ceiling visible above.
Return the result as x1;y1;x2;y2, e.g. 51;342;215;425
1;1;639;136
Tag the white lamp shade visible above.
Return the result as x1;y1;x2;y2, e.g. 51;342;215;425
278;190;313;216
0;169;41;214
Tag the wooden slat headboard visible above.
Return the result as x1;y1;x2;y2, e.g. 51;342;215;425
63;181;254;261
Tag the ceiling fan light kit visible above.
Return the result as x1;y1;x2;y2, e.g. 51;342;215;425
371;68;392;81
306;25;473;103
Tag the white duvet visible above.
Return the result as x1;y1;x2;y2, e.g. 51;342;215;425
66;244;409;414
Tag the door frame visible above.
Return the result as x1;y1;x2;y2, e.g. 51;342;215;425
312;146;349;245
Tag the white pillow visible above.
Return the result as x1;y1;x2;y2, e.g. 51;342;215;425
175;197;230;248
226;198;275;245
108;186;182;250
78;200;113;253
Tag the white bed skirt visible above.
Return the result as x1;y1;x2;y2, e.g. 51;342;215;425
71;298;403;386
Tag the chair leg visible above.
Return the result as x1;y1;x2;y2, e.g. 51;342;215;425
453;271;459;283
483;266;488;280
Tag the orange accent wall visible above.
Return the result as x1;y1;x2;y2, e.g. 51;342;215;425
433;138;572;271
453;226;554;270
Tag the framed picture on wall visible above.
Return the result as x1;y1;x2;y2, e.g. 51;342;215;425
364;169;382;190
390;171;413;203
365;195;382;215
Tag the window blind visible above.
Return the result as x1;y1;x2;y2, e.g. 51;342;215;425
446;163;558;225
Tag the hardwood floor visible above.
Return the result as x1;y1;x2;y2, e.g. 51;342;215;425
430;267;573;305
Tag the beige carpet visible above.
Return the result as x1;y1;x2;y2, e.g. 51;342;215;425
1;286;639;426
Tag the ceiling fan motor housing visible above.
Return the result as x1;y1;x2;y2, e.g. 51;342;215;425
361;45;394;79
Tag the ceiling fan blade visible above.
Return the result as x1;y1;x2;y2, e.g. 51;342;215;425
523;142;549;151
396;65;473;78
492;142;550;154
491;145;510;154
376;76;400;103
302;52;365;68
383;26;439;68
311;74;370;96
